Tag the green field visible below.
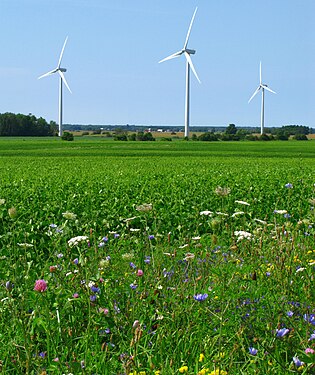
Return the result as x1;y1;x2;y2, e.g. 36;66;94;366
1;138;315;374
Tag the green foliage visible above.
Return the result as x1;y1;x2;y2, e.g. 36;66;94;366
293;134;308;140
198;132;219;141
0;112;56;136
225;123;237;135
61;131;74;141
1;139;315;373
136;131;155;141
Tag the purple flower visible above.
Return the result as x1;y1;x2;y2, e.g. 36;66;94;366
49;223;57;228
283;213;291;219
249;347;258;356
293;356;304;367
91;286;101;294
39;352;46;358
130;283;137;290
90;295;97;302
148;235;155;240
144;256;151;264
285;183;293;189
304;314;315;325
73;293;79;298
309;332;315;341
276;328;289;337
5;281;13;291
98;242;106;248
193;293;208;302
114;233;120;239
102;236;108;242
73;258;79;265
34;279;47;292
129;262;137;269
287;311;294;317
57;253;63;258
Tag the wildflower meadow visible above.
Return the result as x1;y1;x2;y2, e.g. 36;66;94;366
1;138;315;374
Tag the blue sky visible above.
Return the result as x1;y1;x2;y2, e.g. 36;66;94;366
1;0;314;128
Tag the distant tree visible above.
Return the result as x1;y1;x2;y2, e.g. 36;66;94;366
191;133;198;141
0;112;56;136
128;133;137;141
225;124;237;135
293;134;308;140
136;132;155;141
61;131;74;141
198;132;219;141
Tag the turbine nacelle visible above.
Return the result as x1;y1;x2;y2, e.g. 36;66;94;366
59;67;67;73
185;48;195;55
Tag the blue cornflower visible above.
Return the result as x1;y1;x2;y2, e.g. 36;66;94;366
309;332;315;341
148;235;155;240
129;262;137;269
49;223;57;228
144;256;151;264
73;258;79;265
285;183;293;188
98;242;106;248
193;293;208;302
283;213;291;219
293;356;304;367
304;314;315;325
114;233;120;239
276;328;289;337
249;347;258;356
39;352;46;358
90;295;97;302
91;286;101;294
130;283;137;290
287;311;294;317
102;236;108;242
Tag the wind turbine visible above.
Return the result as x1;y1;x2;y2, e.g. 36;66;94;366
159;7;200;138
248;62;276;135
38;37;72;137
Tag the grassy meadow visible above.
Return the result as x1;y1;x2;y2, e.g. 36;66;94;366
1;137;315;374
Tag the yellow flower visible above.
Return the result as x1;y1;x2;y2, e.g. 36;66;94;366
198;369;209;375
179;366;188;373
209;370;227;375
154;371;161;375
199;353;205;362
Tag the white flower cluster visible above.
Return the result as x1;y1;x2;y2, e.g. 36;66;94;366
68;236;89;247
62;211;77;220
234;230;252;242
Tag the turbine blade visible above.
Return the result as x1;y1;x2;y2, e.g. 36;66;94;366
263;85;276;94
184;7;198;50
260;61;262;84
58;70;72;93
58;36;68;68
248;86;261;103
159;50;183;63
38;68;58;79
184;51;201;83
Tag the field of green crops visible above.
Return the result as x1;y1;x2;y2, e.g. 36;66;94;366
1;137;315;374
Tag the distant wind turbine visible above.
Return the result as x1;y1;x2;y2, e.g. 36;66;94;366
248;62;276;135
159;7;201;138
38;37;72;137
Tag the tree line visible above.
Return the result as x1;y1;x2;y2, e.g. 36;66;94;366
0;113;57;136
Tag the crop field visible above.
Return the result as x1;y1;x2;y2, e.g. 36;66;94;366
1;138;315;374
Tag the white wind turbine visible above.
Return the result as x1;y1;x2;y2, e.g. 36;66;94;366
159;7;201;138
38;37;72;137
248;62;276;135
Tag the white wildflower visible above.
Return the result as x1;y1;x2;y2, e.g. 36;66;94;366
179;244;189;249
122;253;134;260
254;218;267;225
274;210;287;215
231;211;245;218
234;230;252;242
184;252;195;261
192;236;201;240
17;243;34;248
216;211;229;216
200;210;213;216
68;235;89;247
235;200;250;206
215;186;231;196
0;199;5;205
136;204;152;212
130;228;140;232
296;267;305;273
62;211;77;220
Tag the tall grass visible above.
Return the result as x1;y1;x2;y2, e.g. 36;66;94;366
0;138;315;374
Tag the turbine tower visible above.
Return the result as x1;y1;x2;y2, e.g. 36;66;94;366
159;7;201;138
248;62;276;135
38;37;72;137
